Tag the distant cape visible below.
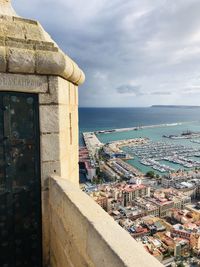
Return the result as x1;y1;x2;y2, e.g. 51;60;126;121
151;105;200;109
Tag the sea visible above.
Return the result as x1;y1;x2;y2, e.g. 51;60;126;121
79;107;200;175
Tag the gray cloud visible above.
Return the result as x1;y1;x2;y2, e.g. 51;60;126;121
151;91;172;95
12;0;200;107
116;85;143;95
183;87;200;95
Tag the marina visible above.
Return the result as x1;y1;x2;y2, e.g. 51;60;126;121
191;139;200;144
124;141;200;173
96;121;200;175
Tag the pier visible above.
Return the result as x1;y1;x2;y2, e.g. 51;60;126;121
94;122;188;135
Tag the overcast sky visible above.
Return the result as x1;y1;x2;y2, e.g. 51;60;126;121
13;0;200;107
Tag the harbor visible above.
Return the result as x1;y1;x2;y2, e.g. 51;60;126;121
124;141;200;173
81;121;200;177
96;121;200;175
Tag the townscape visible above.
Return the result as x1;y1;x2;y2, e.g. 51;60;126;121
80;128;200;267
2;1;200;267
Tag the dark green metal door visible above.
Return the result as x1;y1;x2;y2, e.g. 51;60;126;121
0;92;42;267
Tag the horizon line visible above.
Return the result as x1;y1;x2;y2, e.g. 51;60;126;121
79;105;200;108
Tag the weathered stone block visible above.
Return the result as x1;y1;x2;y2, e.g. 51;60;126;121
35;41;57;52
40;105;60;133
58;77;70;105
59;130;70;160
0;46;6;72
0;73;48;93
23;22;45;41
39;77;70;105
0;24;5;38
0;1;17;17
40;104;68;133
8;48;35;73
3;21;25;39
41;161;61;189
36;50;65;75
41;133;60;162
39;76;59;104
0;36;5;46
0;15;13;23
59;105;68;132
6;38;34;49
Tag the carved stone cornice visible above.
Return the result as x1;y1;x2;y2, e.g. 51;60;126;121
0;3;85;85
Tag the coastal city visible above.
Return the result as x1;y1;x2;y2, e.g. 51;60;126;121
80;124;200;267
2;1;200;267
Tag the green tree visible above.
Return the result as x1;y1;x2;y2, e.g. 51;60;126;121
96;167;101;176
146;171;155;178
177;262;185;267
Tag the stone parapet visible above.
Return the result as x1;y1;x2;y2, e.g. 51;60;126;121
49;176;163;267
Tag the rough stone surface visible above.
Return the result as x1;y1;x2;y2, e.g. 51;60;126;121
41;161;61;189
8;48;35;73
41;133;60;162
40;105;60;133
39;76;60;104
40;105;69;133
0;46;6;72
38;76;80;267
0;12;85;85
49;177;163;267
0;73;48;92
0;0;17;16
36;50;65;75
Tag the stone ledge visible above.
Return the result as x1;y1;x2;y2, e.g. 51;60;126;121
49;176;163;267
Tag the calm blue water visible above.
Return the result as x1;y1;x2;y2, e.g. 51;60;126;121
79;107;200;145
79;107;200;174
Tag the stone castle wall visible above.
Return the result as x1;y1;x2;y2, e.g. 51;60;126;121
0;72;79;266
39;75;80;266
49;176;163;267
